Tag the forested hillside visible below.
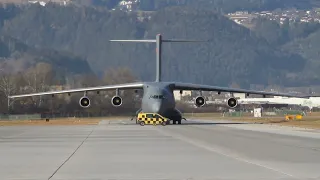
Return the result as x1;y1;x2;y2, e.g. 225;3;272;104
251;17;320;86
0;3;310;88
82;0;320;13
0;1;319;114
0;34;91;76
174;0;320;13
0;32;93;114
282;30;320;85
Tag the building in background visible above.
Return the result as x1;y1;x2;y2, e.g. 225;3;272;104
173;90;192;101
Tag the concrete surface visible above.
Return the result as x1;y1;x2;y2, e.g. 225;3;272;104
0;119;319;180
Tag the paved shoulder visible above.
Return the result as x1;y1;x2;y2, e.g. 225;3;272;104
158;119;320;179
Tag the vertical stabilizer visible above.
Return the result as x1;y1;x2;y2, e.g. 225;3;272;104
156;34;162;82
110;35;205;82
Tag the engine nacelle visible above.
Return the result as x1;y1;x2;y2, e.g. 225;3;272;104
111;96;122;107
79;96;91;108
195;96;206;107
227;97;238;108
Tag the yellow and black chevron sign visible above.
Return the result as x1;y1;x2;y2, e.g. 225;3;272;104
138;117;165;125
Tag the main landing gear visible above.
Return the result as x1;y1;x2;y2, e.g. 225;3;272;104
171;120;181;125
171;117;188;125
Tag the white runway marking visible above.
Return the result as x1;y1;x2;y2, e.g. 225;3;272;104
155;127;296;178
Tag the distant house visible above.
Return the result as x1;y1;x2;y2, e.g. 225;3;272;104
119;0;138;11
28;0;46;6
173;90;192;101
28;0;70;6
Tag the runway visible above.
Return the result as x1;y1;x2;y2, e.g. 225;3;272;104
1;119;320;180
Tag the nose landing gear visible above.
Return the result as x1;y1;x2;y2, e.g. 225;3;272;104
171;119;182;125
171;117;187;125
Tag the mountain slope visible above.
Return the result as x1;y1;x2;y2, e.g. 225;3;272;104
1;4;308;87
143;7;306;86
282;30;320;85
0;34;92;78
84;0;320;13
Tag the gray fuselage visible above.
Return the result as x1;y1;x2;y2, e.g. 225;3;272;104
140;83;182;121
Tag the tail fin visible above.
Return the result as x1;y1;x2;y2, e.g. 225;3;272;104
110;34;207;82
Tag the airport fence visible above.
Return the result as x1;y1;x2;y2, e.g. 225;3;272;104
223;112;244;117
221;110;305;117
0;111;136;121
0;114;42;121
273;110;305;116
0;109;307;121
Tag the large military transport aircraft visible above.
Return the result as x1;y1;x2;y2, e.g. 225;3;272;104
8;34;307;124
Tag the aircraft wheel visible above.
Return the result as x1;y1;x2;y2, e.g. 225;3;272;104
173;120;177;125
161;122;166;126
178;120;182;124
140;121;145;126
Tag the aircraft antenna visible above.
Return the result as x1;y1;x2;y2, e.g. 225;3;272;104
110;34;206;82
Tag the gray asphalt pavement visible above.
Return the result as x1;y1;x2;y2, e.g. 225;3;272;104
0;119;319;180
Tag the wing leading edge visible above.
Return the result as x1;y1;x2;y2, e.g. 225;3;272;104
173;82;308;98
8;82;144;98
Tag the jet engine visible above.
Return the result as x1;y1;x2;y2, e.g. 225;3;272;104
227;97;238;108
195;96;206;107
79;96;91;108
111;96;122;107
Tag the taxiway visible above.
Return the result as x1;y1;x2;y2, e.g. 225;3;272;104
0;119;320;180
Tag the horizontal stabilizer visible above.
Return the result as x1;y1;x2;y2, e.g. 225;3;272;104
110;40;156;43
109;34;207;82
163;39;208;42
110;39;207;43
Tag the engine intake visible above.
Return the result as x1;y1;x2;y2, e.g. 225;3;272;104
195;96;205;107
79;96;90;108
227;97;238;108
111;96;122;107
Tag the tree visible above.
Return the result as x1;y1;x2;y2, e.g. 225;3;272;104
139;0;155;11
1;4;308;88
0;73;16;98
103;67;138;85
0;71;26;113
103;67;139;114
74;73;101;88
23;62;54;107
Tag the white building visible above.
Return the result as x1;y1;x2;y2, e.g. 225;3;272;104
173;90;192;101
238;97;320;109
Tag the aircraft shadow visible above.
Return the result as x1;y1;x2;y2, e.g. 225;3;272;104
121;120;262;126
174;121;262;126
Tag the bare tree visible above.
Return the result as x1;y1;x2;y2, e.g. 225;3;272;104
0;73;16;113
0;71;27;113
103;67;138;85
102;67;140;114
23;62;54;107
4;66;142;116
24;63;53;91
78;73;102;87
0;74;17;98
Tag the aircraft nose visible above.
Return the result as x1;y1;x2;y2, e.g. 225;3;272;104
151;102;161;113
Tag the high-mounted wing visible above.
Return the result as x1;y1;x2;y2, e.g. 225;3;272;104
8;82;144;98
173;82;307;98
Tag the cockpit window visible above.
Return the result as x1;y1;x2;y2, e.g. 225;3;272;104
150;95;165;99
